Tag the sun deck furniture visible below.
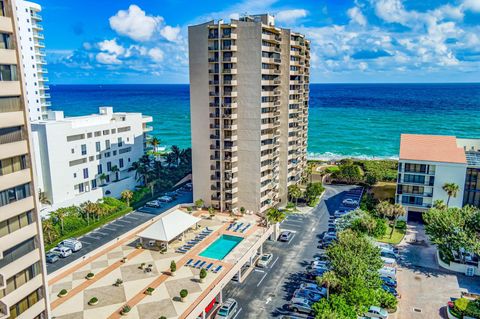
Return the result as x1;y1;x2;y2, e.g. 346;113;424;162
213;265;223;273
176;248;187;253
185;259;193;267
205;263;214;271
240;223;251;233
227;223;235;231
234;223;244;232
196;261;206;269
193;260;201;268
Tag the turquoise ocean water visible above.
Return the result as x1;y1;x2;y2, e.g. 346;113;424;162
49;83;480;160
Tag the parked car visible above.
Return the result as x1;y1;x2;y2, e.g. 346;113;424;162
146;200;162;208
164;191;177;199
364;306;388;319
381;256;396;266
52;246;72;258
334;210;350;218
299;283;327;296
293;288;324;302
380;276;397;288
306;268;327;280
215;298;238;319
59;238;82;252
287;298;314;315
379;266;396;279
158;196;173;203
307;261;329;271
381;250;398;260
342;198;359;206
279;231;293;242
257;253;273;268
382;285;399;298
46;252;59;264
375;242;399;254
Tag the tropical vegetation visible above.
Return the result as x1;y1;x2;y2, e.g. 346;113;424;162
42;197;131;250
313;230;397;318
328;159;397;185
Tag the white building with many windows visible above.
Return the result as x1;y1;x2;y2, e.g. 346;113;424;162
15;0;50;121
31;107;152;215
396;134;468;221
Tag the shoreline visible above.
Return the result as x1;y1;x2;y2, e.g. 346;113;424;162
307;152;399;162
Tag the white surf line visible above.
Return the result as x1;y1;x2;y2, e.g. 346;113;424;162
232;308;243;319
270;256;279;269
257;272;268;287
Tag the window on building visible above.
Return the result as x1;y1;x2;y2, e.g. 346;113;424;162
78;183;84;193
95;141;101;152
119;158;124;168
0;155;27;176
105;140;110;149
81;144;87;155
87;132;92;138
0;64;18;81
8;288;43;318
103;130;109;135
0;33;13;49
94;131;101;137
113;150;117;156
107;162;112;171
118;137;123;147
97;164;102;174
0;96;21;113
0;183;31;207
0;211;33;239
83;168;88;179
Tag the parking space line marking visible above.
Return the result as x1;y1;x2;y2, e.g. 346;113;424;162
233;307;243;319
83;234;101;240
93;231;108;236
287;233;296;244
270;256;279;269
257;272;268;287
254;269;265;273
102;226;117;231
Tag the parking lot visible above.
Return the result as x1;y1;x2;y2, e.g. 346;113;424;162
46;189;193;274
223;184;361;318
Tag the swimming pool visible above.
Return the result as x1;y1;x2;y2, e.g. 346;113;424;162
199;235;243;260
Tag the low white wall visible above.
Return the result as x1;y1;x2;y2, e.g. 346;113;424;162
437;251;480;276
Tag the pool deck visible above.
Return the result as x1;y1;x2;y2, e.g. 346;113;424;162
48;205;272;319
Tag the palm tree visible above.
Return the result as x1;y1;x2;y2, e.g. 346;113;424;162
147;180;156;197
149;137;161;152
288;184;302;206
42;219;58;244
375;201;393;219
82;201;99;225
51;207;68;235
442;183;460;207
266;207;286;225
129;161;141;179
111;165;120;181
433;199;447;210
316;271;339;300
121;190;133;207
165;152;176;168
389;204;406;238
99;173;108;185
170;145;182;166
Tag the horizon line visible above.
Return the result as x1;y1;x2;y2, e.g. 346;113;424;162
48;82;480;85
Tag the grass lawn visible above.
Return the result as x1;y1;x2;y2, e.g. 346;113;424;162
370;182;396;201
376;224;406;245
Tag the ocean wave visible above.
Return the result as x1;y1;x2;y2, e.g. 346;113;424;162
307;152;399;161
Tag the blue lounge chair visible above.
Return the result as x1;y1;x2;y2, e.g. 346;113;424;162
205;263;214;271
176;248;187;253
234;223;244;232
241;224;251;233
193;260;201;268
185;259;193;267
196;261;206;269
213;265;223;273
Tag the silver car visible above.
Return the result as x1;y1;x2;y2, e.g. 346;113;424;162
215;298;238;319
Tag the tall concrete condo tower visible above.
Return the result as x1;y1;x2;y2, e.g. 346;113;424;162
0;0;49;317
189;14;310;214
15;0;50;122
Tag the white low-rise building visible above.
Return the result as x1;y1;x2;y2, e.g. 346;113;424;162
396;134;480;221
31;106;153;215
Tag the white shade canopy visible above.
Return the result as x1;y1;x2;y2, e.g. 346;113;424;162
137;209;201;242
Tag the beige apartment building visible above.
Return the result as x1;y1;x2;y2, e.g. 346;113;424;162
189;14;310;214
0;0;49;318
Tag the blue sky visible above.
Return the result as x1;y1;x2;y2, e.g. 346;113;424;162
37;0;480;84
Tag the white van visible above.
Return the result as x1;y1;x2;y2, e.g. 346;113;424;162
60;238;82;252
52;246;72;258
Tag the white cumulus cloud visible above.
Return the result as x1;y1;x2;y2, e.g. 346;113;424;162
148;47;164;62
347;7;367;26
98;39;125;55
109;5;161;42
96;52;121;64
160;25;181;42
275;9;308;23
463;0;480;12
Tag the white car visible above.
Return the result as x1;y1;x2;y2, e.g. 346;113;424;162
364;306;388;319
342;198;359;206
146;200;162;208
257;253;273;268
381;256;396;266
379;266;396;279
158;196;173;203
52;246;72;258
